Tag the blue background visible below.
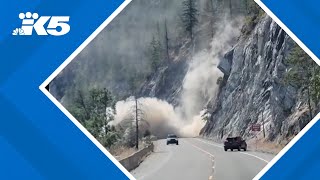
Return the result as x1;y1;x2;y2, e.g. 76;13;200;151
0;0;129;179
260;0;320;179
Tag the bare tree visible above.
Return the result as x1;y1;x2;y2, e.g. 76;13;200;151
135;97;139;149
120;97;149;149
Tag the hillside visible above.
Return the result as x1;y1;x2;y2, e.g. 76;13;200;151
50;0;319;152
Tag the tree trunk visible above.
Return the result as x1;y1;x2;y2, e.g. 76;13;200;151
135;97;139;149
220;128;224;139
164;19;170;63
189;0;193;41
78;90;90;120
307;86;313;120
262;107;265;138
229;0;232;18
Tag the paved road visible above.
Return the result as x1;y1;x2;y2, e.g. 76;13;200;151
131;138;275;180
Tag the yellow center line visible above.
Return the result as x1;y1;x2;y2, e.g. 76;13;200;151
183;140;215;180
185;140;215;158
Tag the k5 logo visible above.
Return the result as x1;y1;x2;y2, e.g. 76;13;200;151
12;12;70;36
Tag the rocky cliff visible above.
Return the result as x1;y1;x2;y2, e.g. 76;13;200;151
139;39;191;106
201;15;311;144
49;1;314;146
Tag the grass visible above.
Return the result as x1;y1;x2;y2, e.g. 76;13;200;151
109;141;146;160
247;138;285;154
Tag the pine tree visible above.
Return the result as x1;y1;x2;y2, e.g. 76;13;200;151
149;35;162;70
284;44;320;120
181;0;199;40
69;87;118;148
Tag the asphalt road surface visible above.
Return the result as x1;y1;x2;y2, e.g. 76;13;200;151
131;138;275;180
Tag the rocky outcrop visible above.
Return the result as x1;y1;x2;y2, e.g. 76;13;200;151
139;40;191;106
201;15;311;144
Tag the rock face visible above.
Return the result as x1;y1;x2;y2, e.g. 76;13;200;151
139;60;188;106
139;39;191;106
49;0;313;145
201;15;311;144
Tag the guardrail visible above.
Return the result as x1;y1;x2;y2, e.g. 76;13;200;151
119;143;154;171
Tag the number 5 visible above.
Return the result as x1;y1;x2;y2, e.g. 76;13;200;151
47;16;70;36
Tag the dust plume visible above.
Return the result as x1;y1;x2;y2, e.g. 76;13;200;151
112;97;206;138
111;17;243;138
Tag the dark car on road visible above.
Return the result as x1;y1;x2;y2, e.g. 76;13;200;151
167;134;179;145
224;136;247;151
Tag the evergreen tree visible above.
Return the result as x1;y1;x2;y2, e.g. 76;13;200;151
284;44;320;120
149;35;162;70
68;87;119;148
181;0;199;40
245;0;263;16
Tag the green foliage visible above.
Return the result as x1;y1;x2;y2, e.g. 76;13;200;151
284;44;320;118
241;0;265;36
128;73;142;94
245;0;263;17
201;109;210;122
284;45;314;88
68;87;119;148
311;70;320;103
102;129;120;148
216;76;223;85
124;127;137;148
148;36;163;71
180;0;199;39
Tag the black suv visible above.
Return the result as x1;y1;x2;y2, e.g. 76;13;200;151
224;136;247;151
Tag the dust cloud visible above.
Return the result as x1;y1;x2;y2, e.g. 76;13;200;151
111;97;206;138
110;17;243;138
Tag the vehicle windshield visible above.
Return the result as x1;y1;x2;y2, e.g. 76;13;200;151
168;134;177;138
226;138;236;142
226;137;242;142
